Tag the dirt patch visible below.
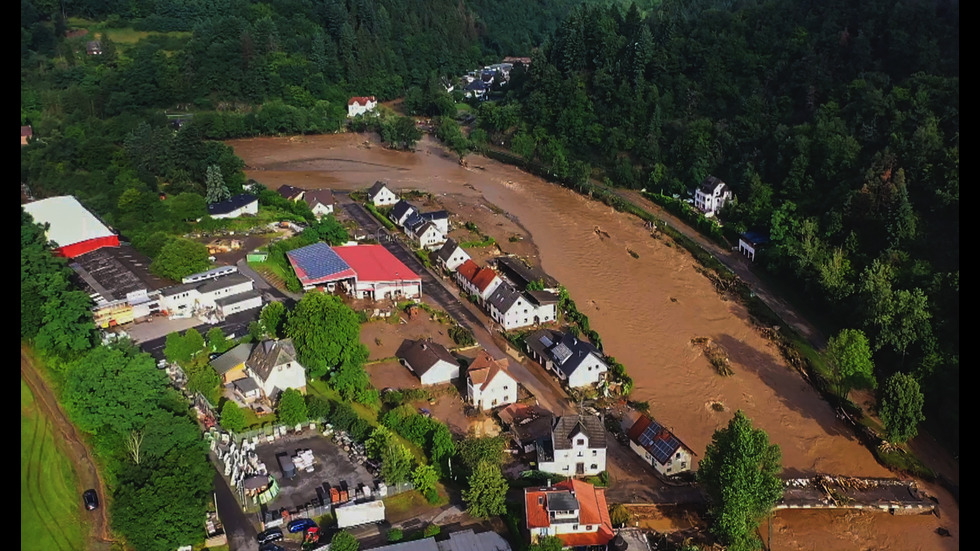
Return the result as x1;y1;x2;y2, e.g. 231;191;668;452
364;359;421;392
359;315;457;362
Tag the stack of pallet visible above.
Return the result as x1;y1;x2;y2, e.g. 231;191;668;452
293;449;315;473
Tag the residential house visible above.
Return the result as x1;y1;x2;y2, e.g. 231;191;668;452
207;194;259;219
232;377;263;404
86;40;102;55
623;412;695;477
417;210;449;235
244;339;307;401
693;176;732;217
487;283;557;331
738;231;769;262
410;220;447;250
536;415;607;477
494;256;559;292
276;184;305;202
212;342;254;385
464;80;488;100
347;96;378;117
456;262;503;305
21;125;32;146
525;329;608;388
367;181;398;207
434;238;471;272
499;403;554;455
389;200;419;227
524;479;615;549
303;189;335;217
396;339;460;386
466;350;517;411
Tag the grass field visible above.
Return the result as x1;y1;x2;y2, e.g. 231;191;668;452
66;17;192;44
21;379;90;551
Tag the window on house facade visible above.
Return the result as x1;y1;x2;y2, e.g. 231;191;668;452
591;464;597;470
577;439;584;446
592;450;597;456
563;465;569;471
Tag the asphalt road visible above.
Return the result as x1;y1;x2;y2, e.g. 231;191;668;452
342;201;575;415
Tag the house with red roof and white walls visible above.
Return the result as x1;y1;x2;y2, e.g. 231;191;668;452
347;96;378;117
524;478;615;549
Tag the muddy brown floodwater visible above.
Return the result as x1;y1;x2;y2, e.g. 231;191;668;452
228;133;958;551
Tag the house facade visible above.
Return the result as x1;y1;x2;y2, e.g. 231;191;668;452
347;96;378;117
525;330;608;388
207;194;259;219
624;413;695;477
396;339;460;386
367;181;398;207
487;284;557;331
524;479;614;548
465;351;517;411
244;339;307;401
693;176;732;217
158;273;262;321
536;415;607;477
738;232;769;262
434;239;471;272
389;200;419;227
412;221;447;250
212;342;254;385
304;189;336;217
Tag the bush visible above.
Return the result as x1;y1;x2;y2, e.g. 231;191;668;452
388;528;404;542
449;325;475;346
424;488;440;504
423;524;441;537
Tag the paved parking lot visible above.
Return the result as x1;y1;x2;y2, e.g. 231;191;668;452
253;432;378;513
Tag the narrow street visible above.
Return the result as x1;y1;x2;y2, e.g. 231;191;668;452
341;201;575;416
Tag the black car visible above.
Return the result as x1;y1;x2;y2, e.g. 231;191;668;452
258;544;285;551
257;527;284;545
82;489;99;511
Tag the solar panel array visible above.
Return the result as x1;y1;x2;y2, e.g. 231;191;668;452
638;419;682;464
287;242;352;280
551;342;572;364
538;335;553;348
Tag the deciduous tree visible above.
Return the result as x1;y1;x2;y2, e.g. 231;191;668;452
462;460;508;519
697;411;782;551
277;388;308;426
330;531;359;551
220;400;247;433
286;291;367;379
825;328;876;398
260;301;287;339
150;238;211;282
879;372;925;443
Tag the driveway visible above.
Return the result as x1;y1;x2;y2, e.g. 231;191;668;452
342;201;574;416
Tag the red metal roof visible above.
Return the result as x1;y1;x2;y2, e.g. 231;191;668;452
347;96;376;106
332;244;419;283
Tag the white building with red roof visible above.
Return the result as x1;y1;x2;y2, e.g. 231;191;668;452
23;195;119;258
465;350;517;410
348;96;378;117
286;242;421;299
524;479;615;549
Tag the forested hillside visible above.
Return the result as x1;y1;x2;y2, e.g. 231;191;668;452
487;0;958;450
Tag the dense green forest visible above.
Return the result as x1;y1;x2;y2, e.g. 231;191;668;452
22;0;957;456
486;0;958;451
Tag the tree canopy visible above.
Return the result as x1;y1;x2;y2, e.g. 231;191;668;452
462;460;508;519
150;238;211;282
825;328;876;398
697;410;783;551
879;372;926;444
286;291;368;380
277;388;308;426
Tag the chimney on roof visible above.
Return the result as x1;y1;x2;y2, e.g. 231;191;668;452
421;342;427;350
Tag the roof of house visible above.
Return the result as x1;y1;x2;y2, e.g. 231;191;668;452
512;415;554;446
740;231;770;246
471;267;501;293
276;184;305;201
526;290;558;306
498;403;552;427
396;339;458;378
390;200;418;222
207;193;257;215
413;220;441;238
552;414;606;450
494;256;558;290
487;281;523;313
304;189;335;209
22;195;116;249
348;96;377;106
215;288;263;307
524;479;614;546
466;350;514;392
465;80;488;91
434;238;463;263
286;242;357;286
332;244;420;283
456;259;480;282
21;125;33;137
419;210;448;222
246;339;298;383
626;414;694;465
212;343;255;375
233;377;260;394
698;175;727;194
367;181;392;199
525;329;604;378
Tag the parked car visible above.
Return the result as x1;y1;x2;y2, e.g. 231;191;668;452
82;489;99;511
257;527;283;545
259;544;285;551
287;518;317;533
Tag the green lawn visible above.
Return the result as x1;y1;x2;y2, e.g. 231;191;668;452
21;379;90;551
66;17;192;44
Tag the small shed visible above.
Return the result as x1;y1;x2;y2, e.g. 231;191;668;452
738;232;770;262
247;250;269;262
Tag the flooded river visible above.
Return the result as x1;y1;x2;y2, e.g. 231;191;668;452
228;133;958;550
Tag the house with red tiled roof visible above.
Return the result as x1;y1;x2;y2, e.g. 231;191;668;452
455;262;503;305
348;96;378;117
21;125;32;146
524;479;615;549
466;350;517;410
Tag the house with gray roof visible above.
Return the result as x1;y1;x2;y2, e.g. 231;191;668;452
389;200;419;227
536;414;607;477
212;342;254;385
158;272;261;321
207;193;258;219
487;283;557;331
434;238;471;272
244;339;306;401
396;339;459;386
525;329;608;388
367;181;398;207
303;189;335;217
694;175;732;217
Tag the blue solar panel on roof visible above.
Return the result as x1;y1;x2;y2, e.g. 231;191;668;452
539;335;553;347
288;242;351;280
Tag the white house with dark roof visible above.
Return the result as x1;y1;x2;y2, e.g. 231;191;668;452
159;273;262;321
389;200;419;227
411;220;447;250
525;329;608;388
434;238;471;272
207;194;259;219
244;339;306;401
487;283;557;331
738;232;769;262
303;189;335;217
367;181;398;207
694;176;732;217
466;350;517;410
623;411;695;477
536;414;607;477
396;339;460;386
